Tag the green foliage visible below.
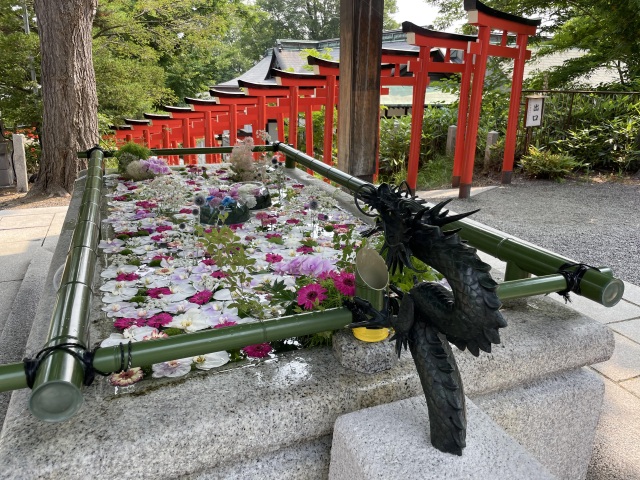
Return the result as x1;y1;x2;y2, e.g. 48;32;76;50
196;225;261;318
115;142;151;175
301;48;333;71
519;145;583;180
0;0;41;127
254;0;398;41
426;0;640;86
553;117;640;172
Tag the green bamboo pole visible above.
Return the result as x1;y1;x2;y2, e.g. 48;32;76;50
77;145;276;158
272;142;624;307
27;147;105;422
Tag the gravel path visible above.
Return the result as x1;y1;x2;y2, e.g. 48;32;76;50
422;179;640;285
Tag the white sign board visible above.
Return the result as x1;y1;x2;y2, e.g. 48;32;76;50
525;96;545;127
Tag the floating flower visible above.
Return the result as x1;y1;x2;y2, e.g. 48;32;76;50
167;308;211;332
146;313;173;329
188;290;213;305
242;343;273;358
297;283;327;310
265;253;283;264
109;368;144;386
152;358;193;378
143;329;169;340
193;352;230;370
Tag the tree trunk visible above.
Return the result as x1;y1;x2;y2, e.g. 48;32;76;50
32;0;98;196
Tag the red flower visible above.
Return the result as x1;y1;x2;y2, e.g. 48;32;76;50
297;283;328;310
188;290;213;305
242;343;273;358
115;272;140;282
265;253;283;263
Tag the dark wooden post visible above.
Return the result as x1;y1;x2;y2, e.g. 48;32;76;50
338;0;383;182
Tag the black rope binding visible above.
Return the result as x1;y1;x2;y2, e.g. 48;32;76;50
556;263;601;303
23;341;131;389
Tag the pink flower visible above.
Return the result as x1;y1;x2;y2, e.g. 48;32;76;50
214;320;238;329
147;313;173;329
115;272;140;281
188;290;213;305
211;271;229;279
296;246;314;255
114;317;137;330
201;258;216;266
297;283;327;310
109;368;144;386
155;225;173;233
265;233;281;240
242;343;273;358
286;218;301;225
147;287;171;299
332;271;356;296
265;253;283;264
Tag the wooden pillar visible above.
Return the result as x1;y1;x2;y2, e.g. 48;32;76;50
338;0;383;182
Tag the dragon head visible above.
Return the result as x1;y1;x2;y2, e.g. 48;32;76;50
355;182;478;275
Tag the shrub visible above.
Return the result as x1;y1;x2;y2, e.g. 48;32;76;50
519;145;583;180
115;142;150;175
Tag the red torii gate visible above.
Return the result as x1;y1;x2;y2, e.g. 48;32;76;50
270;69;338;163
402;2;539;198
236;80;320;148
401;23;476;195
307;57;394;167
463;0;540;188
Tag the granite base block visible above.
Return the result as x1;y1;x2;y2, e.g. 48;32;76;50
0;173;615;479
332;329;397;373
475;367;604;480
328;396;555;480
191;436;332;480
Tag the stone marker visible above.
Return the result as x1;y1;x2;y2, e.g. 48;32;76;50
12;134;29;192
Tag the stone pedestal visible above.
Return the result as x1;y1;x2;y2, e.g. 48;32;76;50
329;397;555;480
332;329;397;374
11;134;28;192
0;142;13;186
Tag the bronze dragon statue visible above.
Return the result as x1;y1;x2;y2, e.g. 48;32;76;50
347;182;506;455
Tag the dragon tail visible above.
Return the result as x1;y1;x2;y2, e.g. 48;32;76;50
409;321;466;456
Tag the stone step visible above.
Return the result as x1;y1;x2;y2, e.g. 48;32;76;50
0;247;53;425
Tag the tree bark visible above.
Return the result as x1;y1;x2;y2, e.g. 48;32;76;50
32;0;98;196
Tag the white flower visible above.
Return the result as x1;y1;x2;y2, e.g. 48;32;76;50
152;358;193;378
193;352;230;370
168;308;210;332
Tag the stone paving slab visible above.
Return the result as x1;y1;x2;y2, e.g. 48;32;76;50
549;294;640;324
620;376;640;398
609;318;640;344
0;240;42;282
592;333;640;382
0;280;20;334
587;377;640;480
0;206;69;217
0;213;55;229
622;282;640;306
0;226;49;243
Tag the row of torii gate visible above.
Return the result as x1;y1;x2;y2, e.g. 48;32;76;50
109;1;540;198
